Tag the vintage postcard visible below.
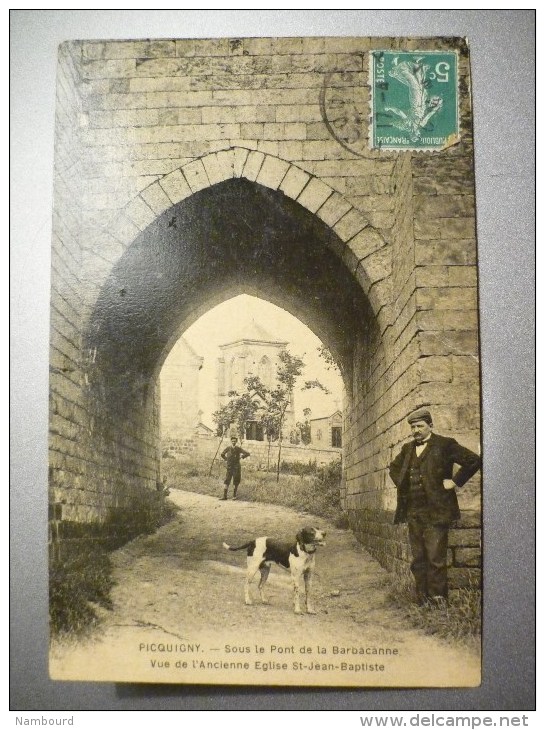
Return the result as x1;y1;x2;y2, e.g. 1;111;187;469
48;36;481;687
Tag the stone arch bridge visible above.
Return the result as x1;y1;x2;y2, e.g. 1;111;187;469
49;36;480;584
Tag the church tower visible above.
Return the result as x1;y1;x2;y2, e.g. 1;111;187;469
216;321;295;441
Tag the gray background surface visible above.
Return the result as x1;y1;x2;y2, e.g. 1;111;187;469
10;9;535;711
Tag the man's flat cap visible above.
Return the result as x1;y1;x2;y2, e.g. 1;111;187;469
407;408;432;424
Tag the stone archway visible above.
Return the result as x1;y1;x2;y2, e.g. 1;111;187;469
49;146;480;584
83;167;386;527
49;37;481;586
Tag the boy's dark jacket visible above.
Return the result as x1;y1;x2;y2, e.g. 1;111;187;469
389;432;481;524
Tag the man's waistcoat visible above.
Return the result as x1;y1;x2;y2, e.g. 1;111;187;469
389;432;481;524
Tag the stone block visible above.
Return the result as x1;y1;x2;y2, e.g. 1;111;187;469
449;528;481;548
264;122;307;141
257;140;280;156
415;266;449;288
243;38;274;56
232;147;250;178
81;42;104;60
418;356;453;383
140;182;173;216
453;548;481;567
276;105;323;123
442;310;478;330
315;192;352;227
415;239;477;266
272;38;304;55
277;141;304;160
301;140;346;161
345;226;384;264
256;155;290;190
202;150;235;186
242;150;265;181
159;169;193;205
451;355;480;382
305;122;330;140
414;194;475;219
416;286;477;311
333;208;368;242
418;330;479;357
296;177;333;213
438;217;477;240
181;159;210;193
80;59;136;80
448;266;478;287
240;123;264;139
357;246;392;288
124;196;156;231
112;109;159;127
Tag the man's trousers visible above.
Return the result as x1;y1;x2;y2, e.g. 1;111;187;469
407;513;449;600
224;466;241;488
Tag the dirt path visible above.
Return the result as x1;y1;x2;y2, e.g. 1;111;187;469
50;490;480;688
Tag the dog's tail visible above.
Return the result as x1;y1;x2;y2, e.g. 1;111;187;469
223;541;254;552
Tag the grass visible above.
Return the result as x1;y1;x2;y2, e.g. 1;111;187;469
49;543;115;638
386;574;482;651
162;451;346;524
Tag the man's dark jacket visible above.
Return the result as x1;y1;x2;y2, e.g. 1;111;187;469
221;445;250;469
389;432;481;524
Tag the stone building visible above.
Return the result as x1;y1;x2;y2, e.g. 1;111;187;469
49;36;481;585
310;410;343;449
216;321;295;440
160;336;203;438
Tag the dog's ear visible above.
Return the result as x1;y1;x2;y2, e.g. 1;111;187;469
296;530;303;546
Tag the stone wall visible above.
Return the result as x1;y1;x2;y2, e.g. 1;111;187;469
49;36;481;584
163;433;342;467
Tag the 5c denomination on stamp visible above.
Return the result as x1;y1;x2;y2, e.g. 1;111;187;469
370;50;459;151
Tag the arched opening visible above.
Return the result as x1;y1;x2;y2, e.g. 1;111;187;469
159;293;344;454
84;177;380;515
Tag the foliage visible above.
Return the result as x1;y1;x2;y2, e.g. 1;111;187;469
386;574;481;650
212;389;259;440
295;407;312;445
49;543;114;637
211;349;328;481
317;344;341;375
279;458;318;476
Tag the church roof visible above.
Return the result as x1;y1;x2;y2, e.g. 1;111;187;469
165;336;204;366
219;319;288;349
310;410;343;423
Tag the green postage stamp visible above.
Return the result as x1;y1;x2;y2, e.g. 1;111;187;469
370;50;459;150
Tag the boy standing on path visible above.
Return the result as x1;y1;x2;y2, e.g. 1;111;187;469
220;436;250;500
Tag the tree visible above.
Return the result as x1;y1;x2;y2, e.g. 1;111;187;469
270;350;303;481
317;344;341;375
296;407;312;446
210;384;262;474
211;349;328;481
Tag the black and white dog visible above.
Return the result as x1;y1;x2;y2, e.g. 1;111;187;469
223;527;326;615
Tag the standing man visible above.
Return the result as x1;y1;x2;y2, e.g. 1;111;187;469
389;408;481;604
220;436;250;501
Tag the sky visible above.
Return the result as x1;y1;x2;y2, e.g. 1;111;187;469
174;294;344;428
